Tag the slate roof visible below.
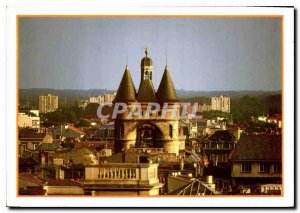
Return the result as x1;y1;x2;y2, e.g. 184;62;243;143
230;134;282;161
168;178;219;195
156;66;179;103
206;130;235;143
114;66;137;103
137;79;156;102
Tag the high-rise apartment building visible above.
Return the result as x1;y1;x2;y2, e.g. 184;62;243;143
211;95;230;113
39;94;58;113
89;93;116;104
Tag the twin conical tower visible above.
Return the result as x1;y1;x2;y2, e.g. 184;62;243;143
114;49;179;103
113;49;181;155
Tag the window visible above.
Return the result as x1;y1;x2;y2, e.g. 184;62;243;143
217;143;223;149
274;163;282;173
241;162;252;172
169;125;173;138
144;71;149;80
259;163;270;173
22;144;26;150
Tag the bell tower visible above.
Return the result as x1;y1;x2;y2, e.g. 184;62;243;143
140;47;153;82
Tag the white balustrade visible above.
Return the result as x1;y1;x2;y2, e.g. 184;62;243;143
97;167;137;180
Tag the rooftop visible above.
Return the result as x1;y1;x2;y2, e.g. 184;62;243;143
230;134;282;161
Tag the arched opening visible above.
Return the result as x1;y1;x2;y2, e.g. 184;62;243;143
169;125;173;139
144;71;149;80
134;123;164;148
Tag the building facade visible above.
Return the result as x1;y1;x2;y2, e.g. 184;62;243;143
18;113;40;129
211;95;230;113
39;94;58;113
89;93;116;104
230;134;282;194
113;49;181;155
200;130;235;166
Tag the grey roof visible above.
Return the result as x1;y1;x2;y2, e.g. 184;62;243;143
156;66;179;103
230;134;282;161
168;178;219;195
137;79;156;102
114;66;136;103
206;130;235;143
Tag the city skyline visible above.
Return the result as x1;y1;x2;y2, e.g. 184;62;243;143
19;17;282;91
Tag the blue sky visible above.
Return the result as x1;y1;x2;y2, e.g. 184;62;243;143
19;17;282;91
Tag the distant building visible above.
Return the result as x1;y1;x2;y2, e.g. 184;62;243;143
39;94;58;113
267;114;282;128
79;100;89;109
51;125;86;140
89;92;116;104
19;131;49;158
18;113;40;129
97;122;115;140
211;95;230;113
201;104;212;112
30;110;40;117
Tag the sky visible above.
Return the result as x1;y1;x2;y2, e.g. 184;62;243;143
19;17;282;91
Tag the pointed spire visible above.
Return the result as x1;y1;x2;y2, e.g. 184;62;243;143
137;79;156;102
114;66;136;103
156;66;179;103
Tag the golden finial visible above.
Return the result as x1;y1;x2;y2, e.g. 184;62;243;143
145;47;149;57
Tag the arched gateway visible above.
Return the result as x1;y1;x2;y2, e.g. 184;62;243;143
113;49;180;155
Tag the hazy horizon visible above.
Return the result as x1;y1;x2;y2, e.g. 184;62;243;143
19;17;282;91
19;87;282;92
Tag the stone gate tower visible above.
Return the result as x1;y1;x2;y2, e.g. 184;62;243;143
113;49;180;155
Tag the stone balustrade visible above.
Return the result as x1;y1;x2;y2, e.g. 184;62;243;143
129;147;165;154
85;163;159;184
97;167;137;180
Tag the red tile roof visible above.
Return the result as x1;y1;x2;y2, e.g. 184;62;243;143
267;114;282;121
46;179;82;187
67;125;86;135
19;173;45;186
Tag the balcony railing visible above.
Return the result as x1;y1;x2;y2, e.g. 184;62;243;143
97;167;137;180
